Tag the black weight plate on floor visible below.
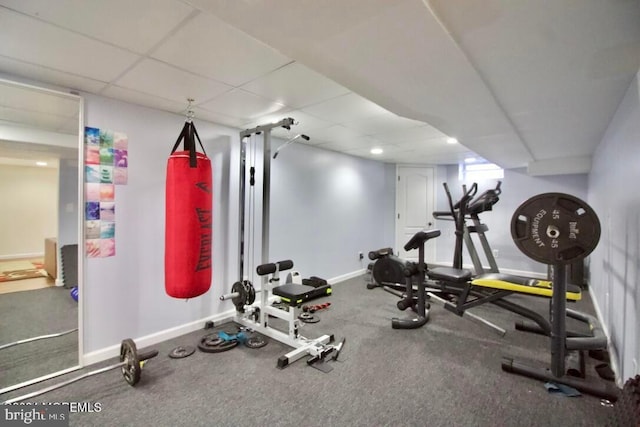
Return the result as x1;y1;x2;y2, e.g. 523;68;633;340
120;338;141;386
511;193;600;265
197;334;239;353
245;335;268;349
298;313;320;323
169;345;196;359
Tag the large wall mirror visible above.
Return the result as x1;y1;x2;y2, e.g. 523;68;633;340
0;78;83;392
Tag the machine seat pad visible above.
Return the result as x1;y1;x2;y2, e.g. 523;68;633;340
428;267;474;283
472;273;582;301
273;283;324;306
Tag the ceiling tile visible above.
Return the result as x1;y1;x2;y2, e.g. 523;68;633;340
345;144;408;156
343;111;424;135
0;80;79;117
301;93;389;124
0;106;72;132
373;124;447;144
394;138;461;152
57;116;79;134
191;107;246;129
114;59;232;104
343;144;410;162
316;135;380;151
390;150;468;165
152;12;291;87
0;8;140;82
0;0;195;54
199;89;288;123
305;124;364;145
0;56;108;93
101;85;188;114
240;62;351;109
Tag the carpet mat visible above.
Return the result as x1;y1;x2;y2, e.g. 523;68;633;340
0;260;47;283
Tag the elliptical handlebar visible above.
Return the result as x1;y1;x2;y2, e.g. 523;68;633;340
467;181;502;215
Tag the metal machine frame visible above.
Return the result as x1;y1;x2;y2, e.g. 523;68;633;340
223;118;333;367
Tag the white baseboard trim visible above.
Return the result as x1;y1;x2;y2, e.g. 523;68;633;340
81;310;235;366
589;290;622;387
0;252;44;260
328;268;366;284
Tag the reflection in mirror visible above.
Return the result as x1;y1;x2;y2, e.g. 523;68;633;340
0;78;82;391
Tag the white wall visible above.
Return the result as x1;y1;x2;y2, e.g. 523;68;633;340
588;71;640;381
82;93;395;354
0;164;58;258
270;141;395;279
82;94;236;354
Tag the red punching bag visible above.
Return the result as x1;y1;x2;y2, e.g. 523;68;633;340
165;121;212;298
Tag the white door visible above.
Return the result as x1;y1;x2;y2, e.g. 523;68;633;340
396;166;436;262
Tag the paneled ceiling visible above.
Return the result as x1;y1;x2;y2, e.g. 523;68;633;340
0;0;638;172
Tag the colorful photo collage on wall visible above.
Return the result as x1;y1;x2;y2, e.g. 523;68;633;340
84;127;128;258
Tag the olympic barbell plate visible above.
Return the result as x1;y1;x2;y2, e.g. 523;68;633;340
168;345;196;359
197;333;239;353
246;281;256;305
245;335;268;349
510;193;601;265
231;281;244;309
120;338;141;386
298;313;320;323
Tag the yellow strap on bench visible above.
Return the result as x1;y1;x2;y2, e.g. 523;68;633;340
471;277;581;301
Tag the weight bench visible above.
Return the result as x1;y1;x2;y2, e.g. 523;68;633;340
223;260;335;369
471;273;581;301
427;266;585;337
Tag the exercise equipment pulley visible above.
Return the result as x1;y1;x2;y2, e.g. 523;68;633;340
3;339;158;404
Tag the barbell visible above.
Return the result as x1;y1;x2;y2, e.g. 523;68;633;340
3;339;158;404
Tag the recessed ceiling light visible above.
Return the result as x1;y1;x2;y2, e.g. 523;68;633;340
464;157;476;163
446;137;458;144
36;161;47;166
370;148;383;155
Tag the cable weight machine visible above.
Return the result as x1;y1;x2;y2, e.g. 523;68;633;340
219;118;337;368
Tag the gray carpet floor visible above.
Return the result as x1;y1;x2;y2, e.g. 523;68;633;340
0;286;79;388
1;275;616;426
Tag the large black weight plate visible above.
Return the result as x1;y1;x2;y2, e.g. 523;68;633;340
197;333;239;353
169;345;196;359
120;338;141;386
511;193;600;265
231;280;255;310
245;335;268;349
